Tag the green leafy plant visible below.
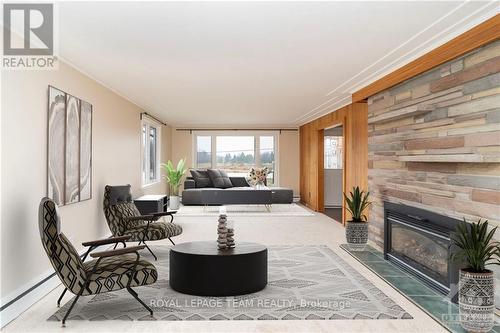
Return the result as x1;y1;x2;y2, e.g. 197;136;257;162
160;158;186;196
451;219;500;272
344;186;371;222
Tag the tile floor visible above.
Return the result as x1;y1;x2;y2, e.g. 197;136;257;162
341;244;500;333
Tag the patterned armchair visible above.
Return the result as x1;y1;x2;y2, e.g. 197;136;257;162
39;197;157;326
103;185;182;260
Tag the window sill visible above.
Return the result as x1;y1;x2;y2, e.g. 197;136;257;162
142;180;161;189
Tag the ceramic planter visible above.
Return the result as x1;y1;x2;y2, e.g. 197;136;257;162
169;196;180;210
459;269;495;333
345;221;368;251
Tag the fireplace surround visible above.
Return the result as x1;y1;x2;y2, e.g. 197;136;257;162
384;202;462;302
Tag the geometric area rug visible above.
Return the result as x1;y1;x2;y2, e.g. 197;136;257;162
49;245;412;321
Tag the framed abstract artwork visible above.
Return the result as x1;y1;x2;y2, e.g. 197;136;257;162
47;86;93;206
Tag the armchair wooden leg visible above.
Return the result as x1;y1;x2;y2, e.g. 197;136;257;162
127;287;153;316
57;288;67;307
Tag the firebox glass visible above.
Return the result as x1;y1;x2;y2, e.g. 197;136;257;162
391;222;449;287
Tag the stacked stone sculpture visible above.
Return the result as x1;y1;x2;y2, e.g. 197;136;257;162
226;225;235;249
217;212;235;250
217;213;228;250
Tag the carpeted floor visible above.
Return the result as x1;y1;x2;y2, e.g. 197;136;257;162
175;203;314;217
49;245;412;322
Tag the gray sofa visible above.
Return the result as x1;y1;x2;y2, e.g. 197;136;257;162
182;175;293;205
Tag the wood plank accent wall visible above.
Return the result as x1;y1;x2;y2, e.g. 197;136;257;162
353;14;500;102
367;40;500;249
299;103;368;221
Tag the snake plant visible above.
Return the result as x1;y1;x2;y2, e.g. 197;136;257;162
344;186;371;222
451;219;500;272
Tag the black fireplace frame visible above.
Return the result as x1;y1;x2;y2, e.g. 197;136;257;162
384;202;462;302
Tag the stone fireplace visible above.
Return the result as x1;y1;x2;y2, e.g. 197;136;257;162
384;202;461;301
367;40;499;306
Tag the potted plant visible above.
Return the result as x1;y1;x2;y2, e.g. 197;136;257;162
344;186;371;251
161;158;186;210
451;219;499;333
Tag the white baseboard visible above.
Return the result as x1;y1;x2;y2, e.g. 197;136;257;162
0;273;61;328
0;234;113;328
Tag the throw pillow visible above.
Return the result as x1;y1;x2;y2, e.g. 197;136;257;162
190;170;213;188
229;177;250;187
246;167;269;187
207;169;233;189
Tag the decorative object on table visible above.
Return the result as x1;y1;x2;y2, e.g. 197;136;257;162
161;158;186;210
217;211;228;250
451;218;499;333
344;186;371;251
103;185;182;261
226;220;235;249
47;86;93;206
246;167;269;189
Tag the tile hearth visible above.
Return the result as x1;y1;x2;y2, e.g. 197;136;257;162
341;244;500;333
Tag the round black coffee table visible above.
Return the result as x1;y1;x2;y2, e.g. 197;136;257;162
169;241;267;296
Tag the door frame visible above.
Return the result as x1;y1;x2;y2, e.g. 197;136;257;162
318;121;346;224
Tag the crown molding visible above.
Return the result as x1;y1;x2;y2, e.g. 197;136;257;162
351;6;499;101
300;1;498;126
296;95;352;126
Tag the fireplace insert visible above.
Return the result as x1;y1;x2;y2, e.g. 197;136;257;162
384;202;462;302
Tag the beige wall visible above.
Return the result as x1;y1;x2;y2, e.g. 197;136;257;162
171;129;300;196
278;130;300;196
171;130;193;173
1;61;170;299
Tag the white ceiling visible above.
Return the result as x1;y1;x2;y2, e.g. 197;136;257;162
58;1;498;127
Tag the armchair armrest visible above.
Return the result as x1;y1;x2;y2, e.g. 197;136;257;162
82;235;130;247
90;245;146;258
124;215;157;222
152;211;176;218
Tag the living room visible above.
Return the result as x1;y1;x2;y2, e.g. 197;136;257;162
1;2;499;333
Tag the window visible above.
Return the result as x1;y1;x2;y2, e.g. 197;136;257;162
260;136;275;185
324;136;343;169
193;132;278;184
216;136;255;174
141;121;161;186
196;136;212;169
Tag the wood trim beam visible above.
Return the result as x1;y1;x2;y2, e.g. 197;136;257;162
299;102;368;224
352;14;500;102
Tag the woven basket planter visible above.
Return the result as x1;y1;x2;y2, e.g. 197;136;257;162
345;222;368;251
459;269;495;333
